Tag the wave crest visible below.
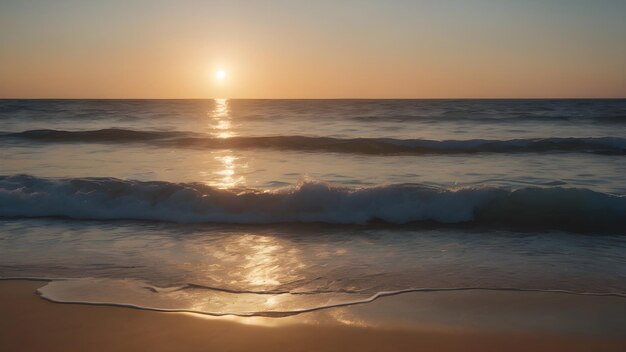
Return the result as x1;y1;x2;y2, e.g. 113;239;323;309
1;175;624;232
3;129;626;155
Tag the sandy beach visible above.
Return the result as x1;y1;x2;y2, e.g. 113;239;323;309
1;280;624;352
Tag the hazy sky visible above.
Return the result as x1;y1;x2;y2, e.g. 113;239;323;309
1;0;625;98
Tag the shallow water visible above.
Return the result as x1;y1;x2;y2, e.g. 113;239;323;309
1;99;625;315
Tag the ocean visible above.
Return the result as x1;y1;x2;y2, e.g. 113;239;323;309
1;99;625;316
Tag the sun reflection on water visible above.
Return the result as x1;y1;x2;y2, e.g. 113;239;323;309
206;99;247;189
185;233;307;292
237;234;305;288
209;98;237;139
212;153;246;189
180;233;314;318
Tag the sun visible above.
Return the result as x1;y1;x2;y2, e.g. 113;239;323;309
215;69;227;81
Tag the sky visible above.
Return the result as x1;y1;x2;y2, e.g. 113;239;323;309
1;0;625;99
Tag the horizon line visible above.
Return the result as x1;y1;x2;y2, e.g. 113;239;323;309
1;97;625;100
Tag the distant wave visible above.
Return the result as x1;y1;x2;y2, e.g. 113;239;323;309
2;99;625;123
1;175;624;233
2;128;186;142
2;128;626;155
352;112;626;123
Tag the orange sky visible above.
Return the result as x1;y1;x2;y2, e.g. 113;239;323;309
1;1;625;98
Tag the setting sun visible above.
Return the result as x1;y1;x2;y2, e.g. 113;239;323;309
215;70;227;81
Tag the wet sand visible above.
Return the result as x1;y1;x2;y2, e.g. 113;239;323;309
1;280;625;352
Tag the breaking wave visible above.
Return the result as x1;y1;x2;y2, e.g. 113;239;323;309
1;175;624;232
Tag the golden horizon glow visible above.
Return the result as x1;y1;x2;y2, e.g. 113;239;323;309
1;2;625;98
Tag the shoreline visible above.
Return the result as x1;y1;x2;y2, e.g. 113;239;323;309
1;280;625;351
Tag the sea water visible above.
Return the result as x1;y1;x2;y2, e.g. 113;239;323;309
1;99;625;316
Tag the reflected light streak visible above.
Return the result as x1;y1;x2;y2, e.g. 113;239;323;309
177;233;381;327
237;234;305;289
212;152;245;189
206;99;246;189
209;98;237;138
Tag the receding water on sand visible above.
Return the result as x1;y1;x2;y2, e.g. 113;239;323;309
1;219;625;317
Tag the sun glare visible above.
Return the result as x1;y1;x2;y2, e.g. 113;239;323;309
215;70;227;81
